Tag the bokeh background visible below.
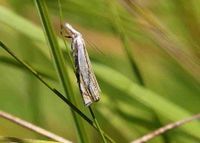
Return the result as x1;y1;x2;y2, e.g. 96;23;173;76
0;0;200;143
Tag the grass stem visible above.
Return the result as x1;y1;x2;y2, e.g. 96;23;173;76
35;0;88;142
0;41;115;143
89;106;107;143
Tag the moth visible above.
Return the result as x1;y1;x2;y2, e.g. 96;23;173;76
63;23;101;106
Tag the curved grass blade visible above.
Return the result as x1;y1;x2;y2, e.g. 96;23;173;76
0;41;115;143
93;63;200;139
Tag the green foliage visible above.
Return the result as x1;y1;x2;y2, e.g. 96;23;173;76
0;0;200;143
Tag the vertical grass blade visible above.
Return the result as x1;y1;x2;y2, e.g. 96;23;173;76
33;0;88;142
57;1;108;142
107;0;144;86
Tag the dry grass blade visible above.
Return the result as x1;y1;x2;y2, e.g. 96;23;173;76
131;113;200;143
121;0;200;83
170;0;200;57
0;110;72;143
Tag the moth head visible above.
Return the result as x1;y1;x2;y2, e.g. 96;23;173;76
64;23;81;38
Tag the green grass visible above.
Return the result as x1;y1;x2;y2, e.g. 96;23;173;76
0;0;200;143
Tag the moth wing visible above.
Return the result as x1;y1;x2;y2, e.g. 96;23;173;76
76;37;100;105
79;75;93;106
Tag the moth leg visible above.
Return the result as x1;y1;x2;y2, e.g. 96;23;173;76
65;35;72;38
60;31;71;38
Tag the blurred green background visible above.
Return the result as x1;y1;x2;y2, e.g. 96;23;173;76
0;0;200;143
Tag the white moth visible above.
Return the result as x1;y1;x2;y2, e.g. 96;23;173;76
64;23;100;106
